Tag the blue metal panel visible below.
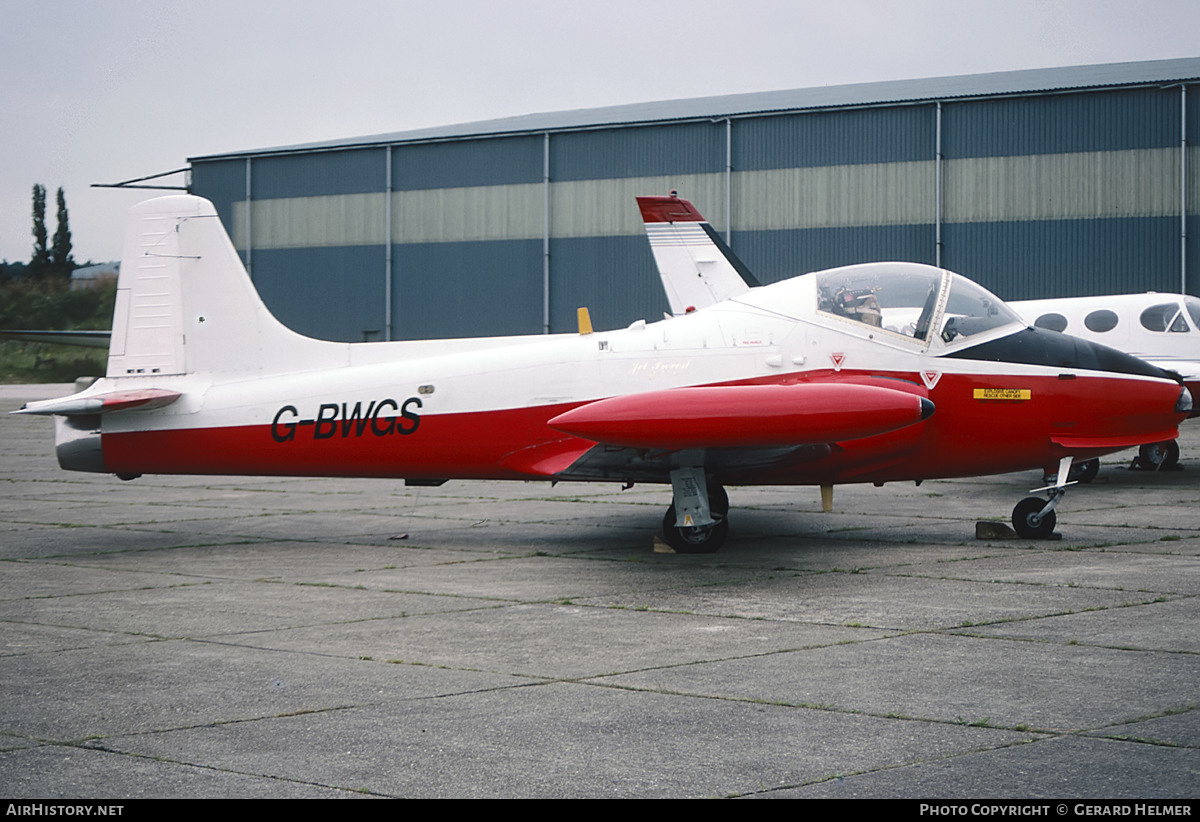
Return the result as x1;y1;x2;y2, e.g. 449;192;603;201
189;159;246;234
1188;215;1200;297
548;236;666;332
731;225;936;284
734;106;935;170
392;135;543;191
250;149;387;199
941;217;1180;300
250;246;387;342
550;122;725;182
943;88;1180;159
392;240;543;339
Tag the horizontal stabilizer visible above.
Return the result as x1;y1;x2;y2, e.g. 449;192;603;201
15;388;182;417
549;383;933;450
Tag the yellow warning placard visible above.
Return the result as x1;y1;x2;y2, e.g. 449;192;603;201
973;388;1031;400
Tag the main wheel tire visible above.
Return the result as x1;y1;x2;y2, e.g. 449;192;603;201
708;484;729;517
1072;458;1100;484
1012;496;1056;539
662;504;728;554
1138;440;1180;471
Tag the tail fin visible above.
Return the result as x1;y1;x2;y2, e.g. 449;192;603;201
17;196;343;474
637;193;759;315
107;195;339;380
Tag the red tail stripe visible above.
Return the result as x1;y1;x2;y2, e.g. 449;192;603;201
636;195;706;223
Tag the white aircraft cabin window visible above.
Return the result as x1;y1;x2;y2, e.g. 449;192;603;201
1139;302;1190;333
1035;313;1069;332
1084;309;1119;333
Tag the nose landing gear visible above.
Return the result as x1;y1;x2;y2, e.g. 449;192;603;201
1013;455;1074;539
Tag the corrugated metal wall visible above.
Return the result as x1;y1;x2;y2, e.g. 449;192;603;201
937;88;1188;298
941;89;1178;157
734;106;933;169
394;240;543;339
191;82;1200;342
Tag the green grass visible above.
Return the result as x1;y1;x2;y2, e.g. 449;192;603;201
0;277;113;383
0;339;106;383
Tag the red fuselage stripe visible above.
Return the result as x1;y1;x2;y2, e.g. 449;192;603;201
100;370;1187;484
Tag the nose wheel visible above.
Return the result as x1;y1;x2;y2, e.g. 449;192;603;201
1013;455;1073;539
1012;495;1058;539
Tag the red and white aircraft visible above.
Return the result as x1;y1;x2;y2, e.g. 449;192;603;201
15;195;1192;550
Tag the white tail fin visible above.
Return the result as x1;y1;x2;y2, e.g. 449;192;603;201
107;195;341;379
637;193;759;315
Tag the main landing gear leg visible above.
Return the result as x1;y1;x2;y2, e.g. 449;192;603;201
1012;455;1074;539
662;466;729;553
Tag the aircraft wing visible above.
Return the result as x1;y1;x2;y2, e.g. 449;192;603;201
0;329;111;348
638;194;759;314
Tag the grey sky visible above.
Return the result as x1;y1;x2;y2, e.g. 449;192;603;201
2;0;1199;263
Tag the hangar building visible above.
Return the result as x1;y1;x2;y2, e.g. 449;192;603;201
187;57;1200;343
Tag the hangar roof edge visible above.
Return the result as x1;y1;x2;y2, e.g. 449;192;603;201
190;56;1200;162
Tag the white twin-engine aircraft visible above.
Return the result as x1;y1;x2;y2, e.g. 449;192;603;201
15;194;1192;551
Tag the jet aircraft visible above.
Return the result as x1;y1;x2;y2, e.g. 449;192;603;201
14;194;1192;551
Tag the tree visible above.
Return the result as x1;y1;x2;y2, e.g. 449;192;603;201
30;184;49;277
51;187;75;275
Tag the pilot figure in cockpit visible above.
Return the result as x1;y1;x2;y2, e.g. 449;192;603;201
833;287;883;327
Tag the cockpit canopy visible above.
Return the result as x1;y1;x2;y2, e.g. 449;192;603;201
811;263;1022;348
